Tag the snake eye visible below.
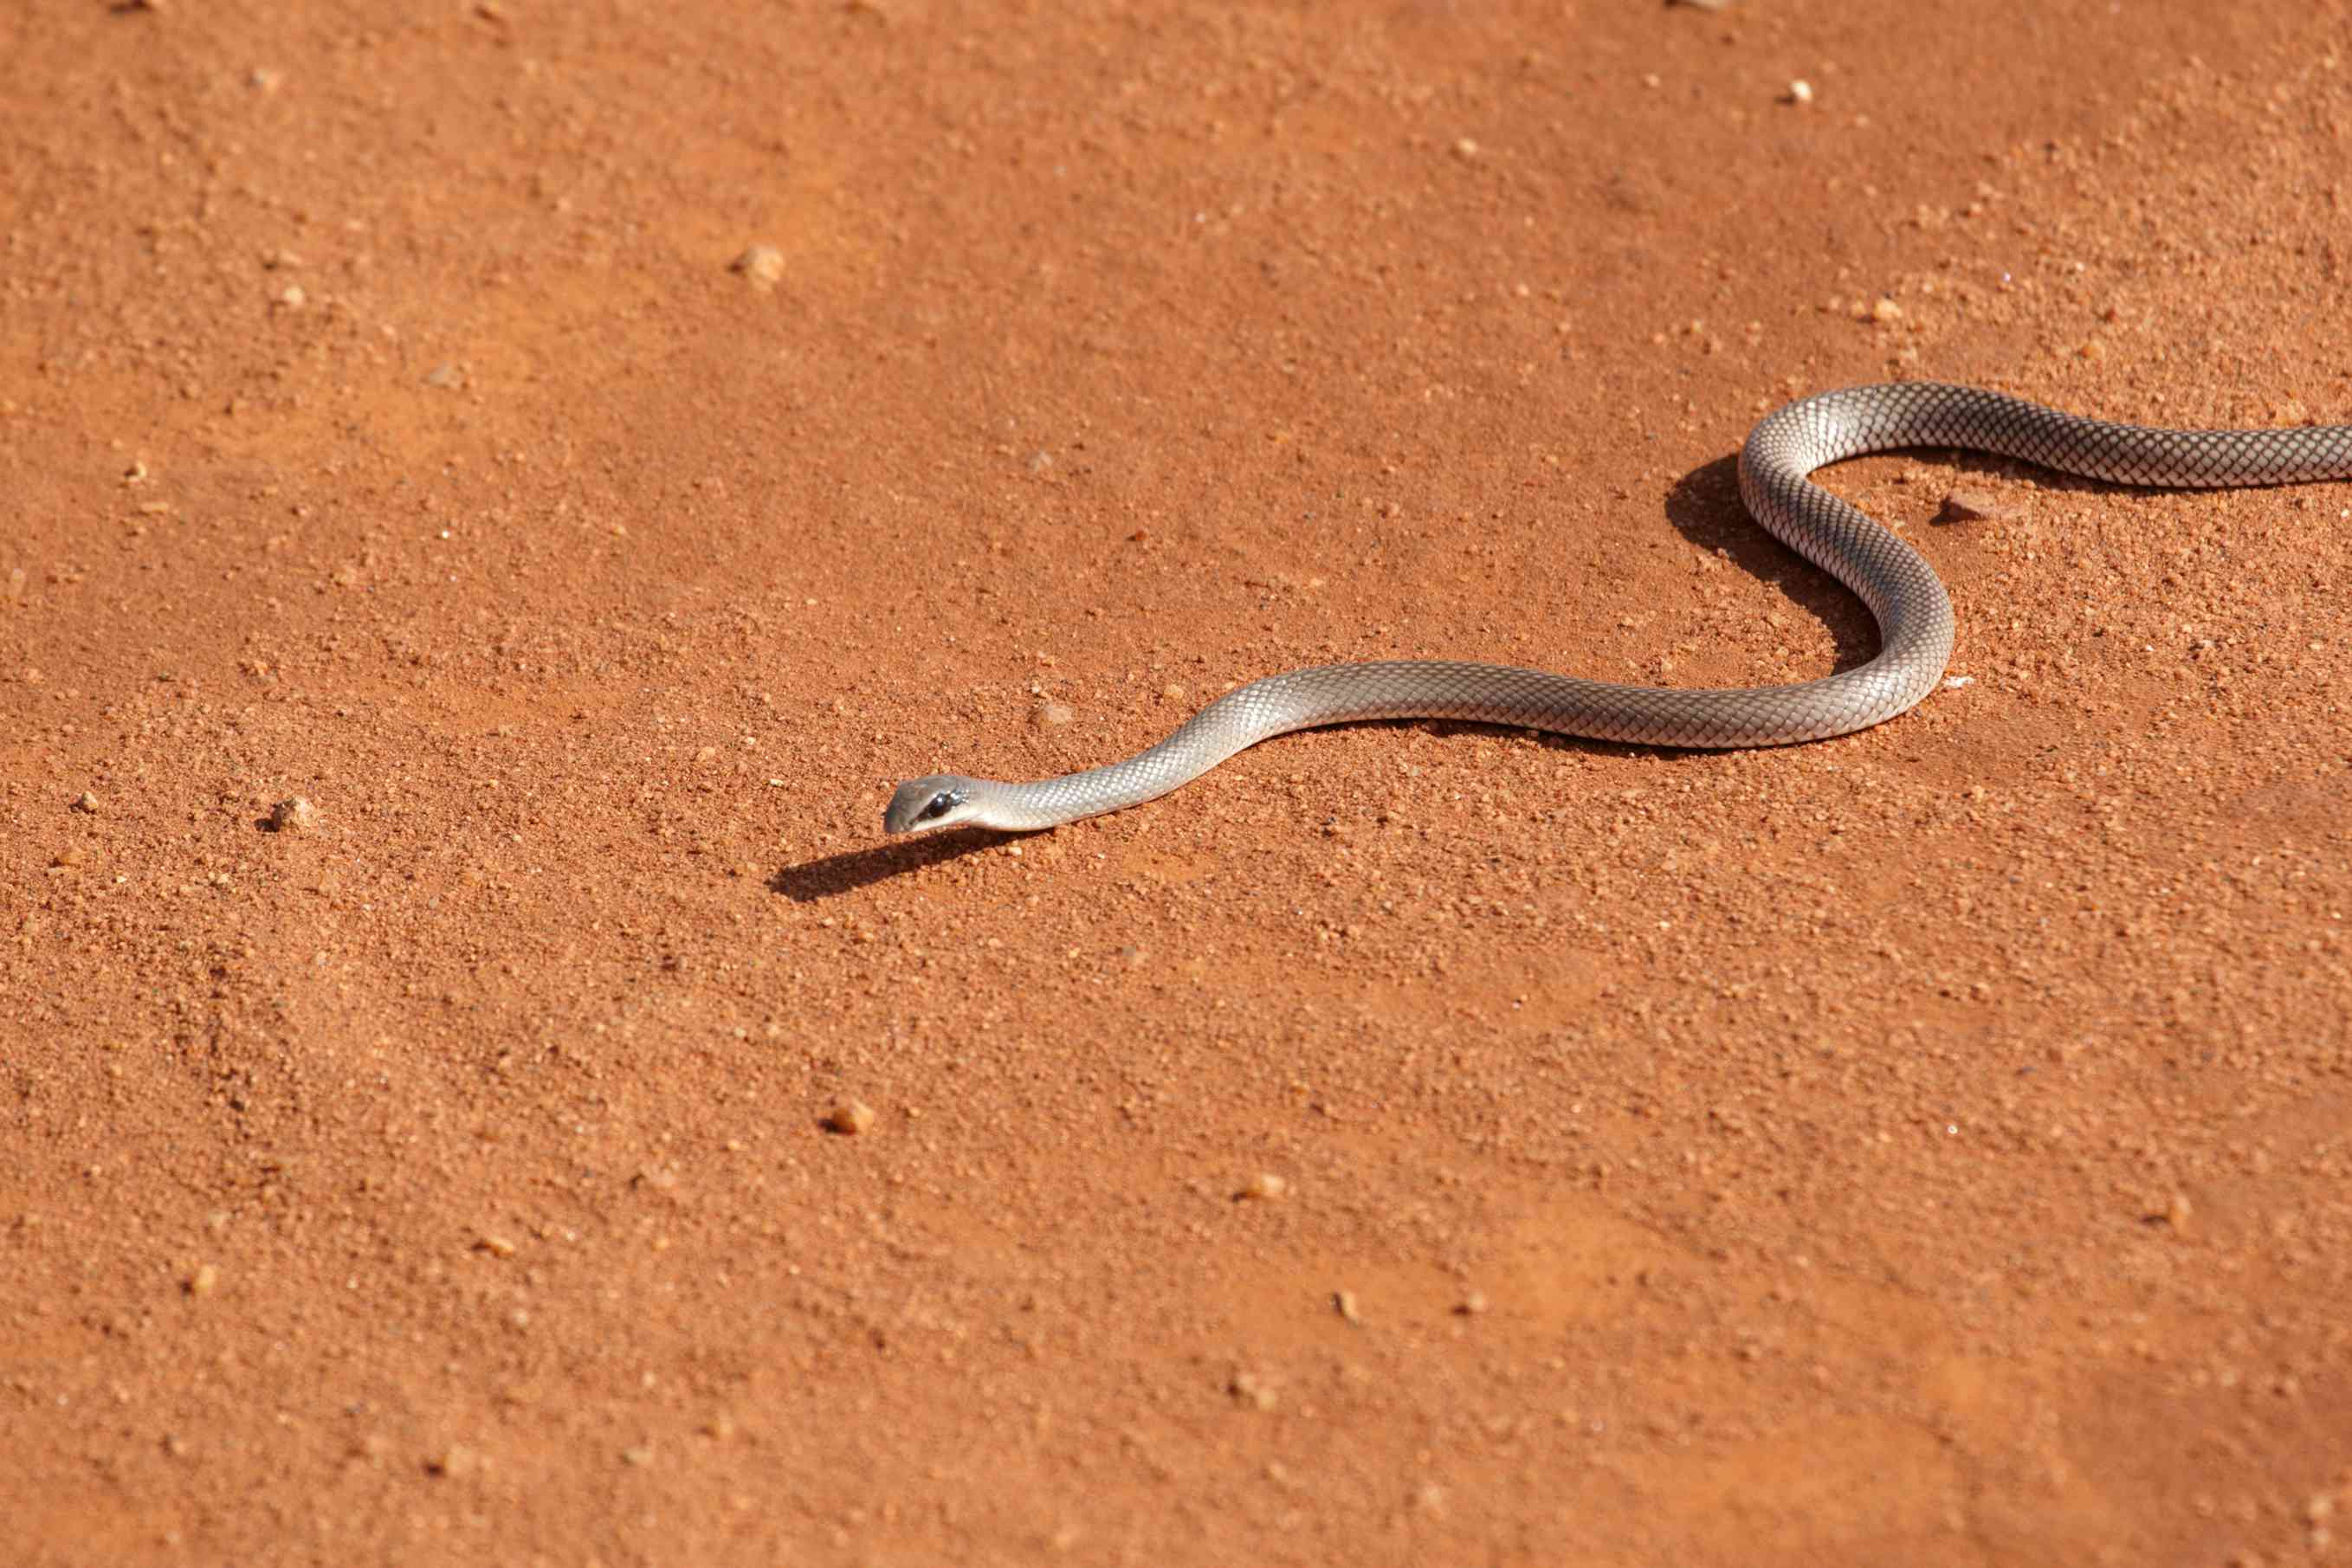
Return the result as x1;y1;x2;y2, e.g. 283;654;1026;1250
920;791;960;822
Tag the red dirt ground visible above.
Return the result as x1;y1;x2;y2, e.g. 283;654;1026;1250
4;2;2349;1564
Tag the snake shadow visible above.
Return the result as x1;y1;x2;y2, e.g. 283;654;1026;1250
770;829;1014;901
1662;455;1884;670
1663;444;2188;668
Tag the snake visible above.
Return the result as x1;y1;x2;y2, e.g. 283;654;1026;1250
885;380;2351;836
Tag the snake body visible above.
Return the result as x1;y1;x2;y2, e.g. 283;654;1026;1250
885;382;2351;836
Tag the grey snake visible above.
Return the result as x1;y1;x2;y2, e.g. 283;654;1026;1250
886;381;2350;836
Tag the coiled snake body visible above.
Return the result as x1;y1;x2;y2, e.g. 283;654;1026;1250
886;382;2351;836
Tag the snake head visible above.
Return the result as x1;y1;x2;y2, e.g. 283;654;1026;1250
883;774;980;835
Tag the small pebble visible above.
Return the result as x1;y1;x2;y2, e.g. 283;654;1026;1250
186;1263;220;1297
475;1234;517;1259
267;796;319;833
1237;1172;1288;1202
621;1443;655;1467
1160;683;1186;701
1455;1290;1489;1317
732;244;785;287
71;791;100;813
1228;1371;1278;1410
1032;701;1074;727
424;363;464;389
824;1100;876;1136
1334;1289;1362;1325
426;1444;481;1479
1937;487;2013;523
1786;79;1815;106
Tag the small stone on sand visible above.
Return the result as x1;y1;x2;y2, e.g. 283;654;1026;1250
732;245;785;287
1228;1371;1278;1410
1938;487;2013;523
426;1444;481;1479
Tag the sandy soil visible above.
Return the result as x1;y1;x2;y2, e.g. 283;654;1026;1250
4;1;2349;1563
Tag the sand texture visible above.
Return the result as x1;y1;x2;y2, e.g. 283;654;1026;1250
4;2;2349;1563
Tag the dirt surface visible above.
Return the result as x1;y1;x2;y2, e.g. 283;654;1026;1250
5;2;2350;1564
